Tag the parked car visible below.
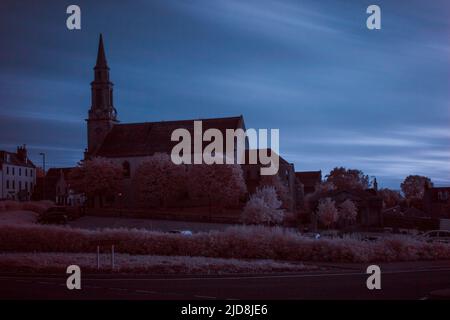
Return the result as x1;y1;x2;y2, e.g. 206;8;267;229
419;230;450;243
37;207;69;225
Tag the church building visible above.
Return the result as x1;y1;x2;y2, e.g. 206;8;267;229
84;35;276;209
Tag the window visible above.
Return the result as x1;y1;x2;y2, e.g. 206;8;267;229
31;170;33;177
19;181;22;190
123;161;131;178
6;166;9;175
25;182;28;191
438;191;449;202
12;180;15;189
12;167;15;175
19;168;21;176
6;180;9;189
25;169;28;177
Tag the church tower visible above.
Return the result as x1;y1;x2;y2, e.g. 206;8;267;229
86;34;118;157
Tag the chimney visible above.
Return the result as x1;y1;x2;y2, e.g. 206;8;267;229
16;144;27;162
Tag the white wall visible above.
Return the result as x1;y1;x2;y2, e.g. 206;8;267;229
1;163;36;200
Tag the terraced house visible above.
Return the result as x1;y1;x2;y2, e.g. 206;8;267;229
0;145;36;200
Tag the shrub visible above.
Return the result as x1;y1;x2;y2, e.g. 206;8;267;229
317;198;339;228
242;186;284;225
0;224;449;263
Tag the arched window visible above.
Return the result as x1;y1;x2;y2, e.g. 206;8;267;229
123;161;131;178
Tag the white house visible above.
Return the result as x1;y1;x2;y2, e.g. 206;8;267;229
0;145;36;201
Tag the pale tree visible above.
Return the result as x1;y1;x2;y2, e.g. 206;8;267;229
259;174;293;211
325;167;369;191
69;158;123;206
189;164;247;212
338;199;358;223
401;175;433;200
316;198;339;229
241;186;284;225
134;153;187;207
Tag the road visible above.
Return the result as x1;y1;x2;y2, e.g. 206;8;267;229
68;216;235;233
1;262;450;300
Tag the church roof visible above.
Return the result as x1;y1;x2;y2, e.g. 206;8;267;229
94;116;245;158
243;149;291;166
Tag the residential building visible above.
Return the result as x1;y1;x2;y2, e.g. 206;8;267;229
0;145;36;200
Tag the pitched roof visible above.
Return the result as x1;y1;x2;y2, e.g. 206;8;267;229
0;151;35;168
94;116;245;158
243;149;291;166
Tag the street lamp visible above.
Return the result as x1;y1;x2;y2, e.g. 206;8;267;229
39;152;46;200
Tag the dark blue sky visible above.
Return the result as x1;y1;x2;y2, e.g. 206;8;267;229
0;0;449;188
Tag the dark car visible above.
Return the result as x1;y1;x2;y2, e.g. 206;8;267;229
37;207;69;225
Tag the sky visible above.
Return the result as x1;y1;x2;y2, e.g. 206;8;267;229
0;0;449;189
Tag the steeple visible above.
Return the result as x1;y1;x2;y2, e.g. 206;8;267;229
86;34;118;157
95;34;108;69
89;34;116;116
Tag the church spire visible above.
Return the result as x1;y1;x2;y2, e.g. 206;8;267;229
95;33;108;69
87;34;118;157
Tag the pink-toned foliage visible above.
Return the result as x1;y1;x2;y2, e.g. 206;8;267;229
134;153;188;207
189;163;247;210
1;224;449;263
242;186;284;225
338;199;358;222
325;167;369;191
401;175;433;200
259;174;293;210
317;198;339;228
0;253;311;275
69;158;123;197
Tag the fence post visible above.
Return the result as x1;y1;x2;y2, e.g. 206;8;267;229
97;245;100;270
111;244;115;270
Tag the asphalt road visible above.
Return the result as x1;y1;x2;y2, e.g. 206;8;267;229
1;263;450;300
68;216;234;233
